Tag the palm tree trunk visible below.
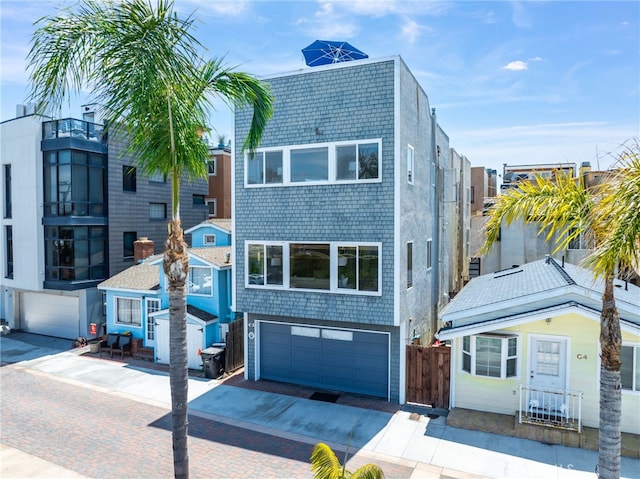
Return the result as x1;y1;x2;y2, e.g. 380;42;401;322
164;219;190;479
598;276;622;479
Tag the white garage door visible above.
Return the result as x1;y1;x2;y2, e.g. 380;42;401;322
19;292;80;339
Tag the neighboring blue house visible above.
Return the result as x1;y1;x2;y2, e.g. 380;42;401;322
234;56;466;402
98;219;232;369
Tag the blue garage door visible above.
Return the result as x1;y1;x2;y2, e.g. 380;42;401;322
259;322;389;398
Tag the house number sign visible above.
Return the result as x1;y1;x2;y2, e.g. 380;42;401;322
576;354;588;360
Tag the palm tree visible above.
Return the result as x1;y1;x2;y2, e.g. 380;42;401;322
26;2;272;478
481;143;640;479
310;443;385;479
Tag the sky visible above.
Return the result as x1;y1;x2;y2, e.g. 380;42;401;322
1;0;638;178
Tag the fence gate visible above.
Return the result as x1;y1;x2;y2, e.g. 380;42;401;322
224;318;244;373
406;344;451;409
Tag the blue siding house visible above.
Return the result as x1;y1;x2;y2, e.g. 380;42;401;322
98;219;232;369
234;56;457;402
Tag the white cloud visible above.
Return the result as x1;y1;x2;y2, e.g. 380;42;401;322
400;18;424;45
502;60;528;71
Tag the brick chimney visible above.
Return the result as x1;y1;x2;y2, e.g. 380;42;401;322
134;237;154;264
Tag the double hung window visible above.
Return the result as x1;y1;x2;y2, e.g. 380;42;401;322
116;297;142;326
462;334;518;379
621;345;640;392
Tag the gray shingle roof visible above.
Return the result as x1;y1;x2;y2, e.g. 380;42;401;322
97;255;161;291
190;246;232;267
440;257;639;324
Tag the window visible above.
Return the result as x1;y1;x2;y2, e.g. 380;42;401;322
44;226;106;281
246;241;380;294
187;266;212;296
123;166;136;192
246;139;380;187
5;226;13;279
426;239;432;270
193;194;206;206
123;232;136;258
206;199;217;218
4;165;11;218
336;143;378;180
204;234;216;245
621;345;640;392
115;297;142;326
146;298;160;341
148;171;166;183
207;158;217;175
407;242;413;288
462;334;518;379
44;150;106;217
248;244;284;286
291;147;328;183
248;150;284;185
337;245;379;292
470;186;475;204
149;202;166;220
290;243;330;289
407;145;414;184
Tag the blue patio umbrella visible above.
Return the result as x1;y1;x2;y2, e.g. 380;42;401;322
302;40;368;67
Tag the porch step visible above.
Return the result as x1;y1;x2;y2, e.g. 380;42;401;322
134;347;154;361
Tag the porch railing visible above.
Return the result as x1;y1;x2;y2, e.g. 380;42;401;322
518;384;583;433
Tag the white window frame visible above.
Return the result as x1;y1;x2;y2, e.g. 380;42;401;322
187;266;213;296
207;158;217;176
114;296;142;327
245;240;382;296
203;234;216;246
461;333;519;379
206;199;217;218
245;138;382;187
426;238;432;270
146;298;160;341
621;343;640;393
407;144;414;184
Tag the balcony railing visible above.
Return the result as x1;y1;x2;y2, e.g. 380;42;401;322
43;118;105;142
518;384;583;432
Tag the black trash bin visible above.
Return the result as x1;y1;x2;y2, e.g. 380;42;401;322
201;346;225;379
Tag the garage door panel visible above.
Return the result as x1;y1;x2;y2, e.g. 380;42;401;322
20;292;79;339
259;322;389;398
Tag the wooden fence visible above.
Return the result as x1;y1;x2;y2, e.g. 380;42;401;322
406;344;451;409
224;318;244;373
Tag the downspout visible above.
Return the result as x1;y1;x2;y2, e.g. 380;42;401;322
430;108;440;341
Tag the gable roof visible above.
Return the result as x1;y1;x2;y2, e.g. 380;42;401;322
438;257;640;339
189;246;232;267
97;255;161;292
185;218;232;234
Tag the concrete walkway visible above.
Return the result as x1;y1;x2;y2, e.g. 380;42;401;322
2;333;639;479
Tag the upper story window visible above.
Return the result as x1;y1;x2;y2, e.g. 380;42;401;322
149;202;167;220
44;225;107;281
187;266;212;296
148;171;166;183
407;144;414;184
621;344;640;392
123;165;136;192
123;231;136;258
44;150;107;217
5;226;13;279
246;241;381;295
204;234;216;245
426;239;432;270
207;158;217;175
3;165;11;218
462;334;518;379
193;194;206;206
407;242;413;288
206;199;217;218
245;139;381;187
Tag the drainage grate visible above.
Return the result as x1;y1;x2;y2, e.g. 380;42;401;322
309;391;340;403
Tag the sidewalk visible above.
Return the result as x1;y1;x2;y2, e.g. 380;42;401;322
2;333;639;479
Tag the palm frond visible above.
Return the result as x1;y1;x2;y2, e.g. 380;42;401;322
311;443;348;479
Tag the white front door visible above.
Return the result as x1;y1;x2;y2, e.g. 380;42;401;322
187;323;204;370
530;336;568;391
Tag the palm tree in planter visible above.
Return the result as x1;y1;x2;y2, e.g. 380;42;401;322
481;143;640;479
27;1;272;478
311;442;385;479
